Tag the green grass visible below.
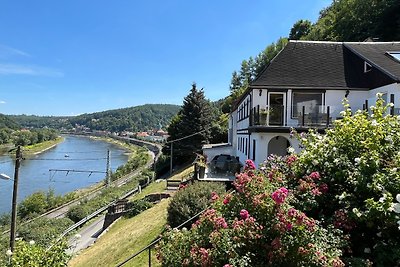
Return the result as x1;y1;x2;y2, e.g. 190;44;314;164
68;199;168;267
129;180;167;201
22;136;65;155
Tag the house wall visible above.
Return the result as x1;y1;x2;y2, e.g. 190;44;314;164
325;90;368;118
369;83;400;110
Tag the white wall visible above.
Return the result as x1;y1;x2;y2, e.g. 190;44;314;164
369;83;400;109
203;145;234;163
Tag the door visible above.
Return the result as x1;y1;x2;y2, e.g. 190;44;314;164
268;93;285;126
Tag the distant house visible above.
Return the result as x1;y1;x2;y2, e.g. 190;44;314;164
204;40;400;167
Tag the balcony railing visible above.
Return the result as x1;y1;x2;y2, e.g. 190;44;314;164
251;105;340;128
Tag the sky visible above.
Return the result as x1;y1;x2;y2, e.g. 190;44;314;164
0;0;331;116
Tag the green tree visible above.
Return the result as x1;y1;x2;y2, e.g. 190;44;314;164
289;19;312;40
165;83;212;163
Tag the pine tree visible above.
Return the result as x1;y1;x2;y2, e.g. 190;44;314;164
164;83;212;163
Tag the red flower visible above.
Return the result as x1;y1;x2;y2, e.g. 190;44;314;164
223;194;232;205
245;159;256;170
211;191;219;201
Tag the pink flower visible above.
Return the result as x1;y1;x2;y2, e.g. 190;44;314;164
287;208;297;217
240;209;249;220
214;217;228;229
211;191;219;201
271;187;289;205
245;159;256;170
309;171;320;180
223;265;233;267
311;188;322;196
319;183;328;193
223;194;232;205
286;155;297;166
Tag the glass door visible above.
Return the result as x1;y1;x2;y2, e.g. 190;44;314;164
268;93;285;126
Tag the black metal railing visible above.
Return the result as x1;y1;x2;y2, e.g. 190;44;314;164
251;105;334;128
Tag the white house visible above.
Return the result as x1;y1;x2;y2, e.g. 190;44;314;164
204;40;400;168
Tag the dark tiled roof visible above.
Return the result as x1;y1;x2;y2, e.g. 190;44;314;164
251;41;400;89
344;42;400;81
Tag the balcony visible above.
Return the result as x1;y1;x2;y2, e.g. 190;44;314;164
250;104;340;129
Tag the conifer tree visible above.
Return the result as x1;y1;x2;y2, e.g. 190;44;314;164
165;83;212;163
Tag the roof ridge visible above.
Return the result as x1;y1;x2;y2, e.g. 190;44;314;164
289;40;343;44
289;40;400;45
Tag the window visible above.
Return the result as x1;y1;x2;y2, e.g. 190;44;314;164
252;140;256;160
387;51;400;63
292;92;323;118
364;61;372;73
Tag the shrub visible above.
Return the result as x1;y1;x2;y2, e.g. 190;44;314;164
167;182;226;228
66;205;91;223
124;199;153;218
17;217;74;247
0;239;69;267
287;95;400;265
158;161;344;266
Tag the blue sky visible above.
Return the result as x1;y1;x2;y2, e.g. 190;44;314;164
0;0;331;116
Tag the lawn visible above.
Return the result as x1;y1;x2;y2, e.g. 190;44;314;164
68;198;168;267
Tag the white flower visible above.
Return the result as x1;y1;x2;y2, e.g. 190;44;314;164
287;147;295;154
352;208;362;218
5;250;12;257
376;232;382;237
332;147;337;152
312;160;318;166
354;157;361;164
397;194;400;203
364;247;371;254
29;240;35;245
379;193;387;203
74;234;82;239
371;120;378;126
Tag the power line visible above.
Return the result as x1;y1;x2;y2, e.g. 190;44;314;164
166;129;206;143
27;158;107;161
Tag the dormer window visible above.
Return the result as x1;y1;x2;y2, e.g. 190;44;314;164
364;61;372;73
386;51;400;63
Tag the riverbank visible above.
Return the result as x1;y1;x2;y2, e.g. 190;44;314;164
3;136;65;157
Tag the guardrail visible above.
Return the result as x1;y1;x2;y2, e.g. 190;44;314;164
116;208;207;267
52;182;148;247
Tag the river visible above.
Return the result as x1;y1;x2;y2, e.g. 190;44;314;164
0;135;129;215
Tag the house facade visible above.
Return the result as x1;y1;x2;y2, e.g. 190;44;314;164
205;40;400;168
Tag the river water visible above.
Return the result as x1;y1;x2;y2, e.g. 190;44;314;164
0;135;129;214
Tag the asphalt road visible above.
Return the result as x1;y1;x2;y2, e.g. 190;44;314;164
67;215;105;254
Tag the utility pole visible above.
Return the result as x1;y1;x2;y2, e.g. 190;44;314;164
106;149;111;187
10;146;22;252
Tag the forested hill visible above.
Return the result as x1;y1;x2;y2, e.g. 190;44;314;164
69;104;180;132
0;114;20;130
9;104;180;132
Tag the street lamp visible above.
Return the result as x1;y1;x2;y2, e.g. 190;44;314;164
0;173;11;180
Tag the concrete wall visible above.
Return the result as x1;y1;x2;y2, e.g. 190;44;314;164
203;145;234;163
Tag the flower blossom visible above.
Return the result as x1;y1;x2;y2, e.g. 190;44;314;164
309;171;320;180
223;194;232;205
211;191;219;201
240;209;249;220
271;187;289;205
244;159;256;170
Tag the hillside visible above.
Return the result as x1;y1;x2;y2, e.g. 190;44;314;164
0;113;19;130
9;104;180;132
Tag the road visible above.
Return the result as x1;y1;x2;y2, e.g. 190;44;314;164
67;215;105;254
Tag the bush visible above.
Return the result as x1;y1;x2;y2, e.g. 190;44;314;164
0;239;69;267
124;199;153;218
167;182;226;228
66;205;91;223
158;161;344;266
17;217;74;247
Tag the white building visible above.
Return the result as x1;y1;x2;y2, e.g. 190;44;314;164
204;40;400;168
